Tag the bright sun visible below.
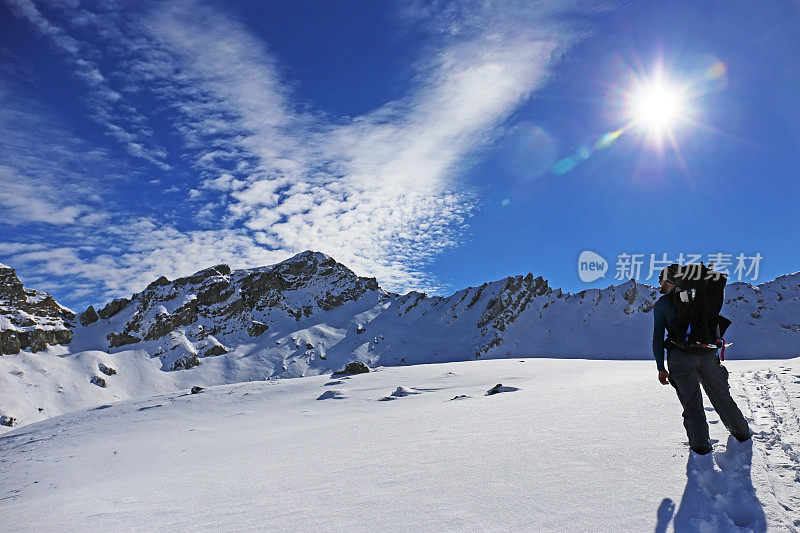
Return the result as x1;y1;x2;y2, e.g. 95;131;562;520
632;85;683;129
625;71;692;145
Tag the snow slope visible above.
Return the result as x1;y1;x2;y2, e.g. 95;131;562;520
2;357;799;531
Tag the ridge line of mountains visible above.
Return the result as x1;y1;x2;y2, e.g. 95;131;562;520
1;250;799;373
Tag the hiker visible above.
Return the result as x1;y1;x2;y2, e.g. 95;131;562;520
653;264;751;454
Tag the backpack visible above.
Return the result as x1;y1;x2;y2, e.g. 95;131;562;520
666;263;732;355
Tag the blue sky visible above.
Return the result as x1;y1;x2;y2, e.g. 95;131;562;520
1;0;799;311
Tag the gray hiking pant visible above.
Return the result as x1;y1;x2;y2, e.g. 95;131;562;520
667;348;751;452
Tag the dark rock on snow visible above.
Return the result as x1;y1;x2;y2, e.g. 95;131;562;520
80;305;99;326
332;361;370;376
98;298;129;319
202;344;228;357
486;383;520;395
98;363;116;376
107;332;141;348
0;264;74;354
172;353;200;370
248;321;269;337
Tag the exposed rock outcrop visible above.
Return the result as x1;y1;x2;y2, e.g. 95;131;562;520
107;332;141;348
203;344;227;357
172;353;200;370
333;361;370;376
0;264;74;354
98;298;129;319
248;321;269;337
3;251;798;382
98;363;117;376
80;305;99;326
80;251;385;371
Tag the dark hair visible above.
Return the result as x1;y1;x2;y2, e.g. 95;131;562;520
659;264;680;284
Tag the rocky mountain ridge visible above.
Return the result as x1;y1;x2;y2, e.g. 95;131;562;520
69;251;385;370
2;252;800;375
0;263;74;354
2;251;799;431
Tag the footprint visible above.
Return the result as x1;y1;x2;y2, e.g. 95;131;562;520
714;436;753;472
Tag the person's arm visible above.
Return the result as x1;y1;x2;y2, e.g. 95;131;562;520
652;301;668;380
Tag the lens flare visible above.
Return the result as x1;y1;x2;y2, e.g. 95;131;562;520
631;85;682;128
626;72;691;145
547;55;727;177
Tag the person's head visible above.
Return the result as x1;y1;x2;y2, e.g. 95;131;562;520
659;264;679;294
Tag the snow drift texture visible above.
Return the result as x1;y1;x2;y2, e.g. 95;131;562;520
2;358;799;531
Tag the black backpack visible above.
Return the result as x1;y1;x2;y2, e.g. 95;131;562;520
667;263;732;353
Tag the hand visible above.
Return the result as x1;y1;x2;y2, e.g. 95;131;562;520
658;370;670;385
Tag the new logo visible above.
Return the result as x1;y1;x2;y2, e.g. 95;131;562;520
578;250;608;283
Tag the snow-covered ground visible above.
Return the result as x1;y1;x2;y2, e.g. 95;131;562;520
2;357;798;531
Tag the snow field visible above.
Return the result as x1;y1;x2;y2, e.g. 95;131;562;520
2;357;798;531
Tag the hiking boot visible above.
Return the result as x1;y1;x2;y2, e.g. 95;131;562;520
733;431;752;443
690;445;712;455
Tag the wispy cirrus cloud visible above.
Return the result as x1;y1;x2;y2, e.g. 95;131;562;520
0;92;281;305
0;98;105;226
4;0;171;169
1;0;598;309
126;0;586;284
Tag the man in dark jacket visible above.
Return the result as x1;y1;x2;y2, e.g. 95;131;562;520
653;265;751;454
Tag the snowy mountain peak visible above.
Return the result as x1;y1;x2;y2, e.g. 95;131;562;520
1;255;800;434
0;264;74;354
2;252;800;373
283;249;336;265
266;250;366;286
69;250;386;370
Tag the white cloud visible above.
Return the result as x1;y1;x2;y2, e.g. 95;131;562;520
0;242;47;255
1;0;597;306
123;0;586;291
6;222;288;306
5;0;81;54
0;168;85;225
0;103;111;227
4;0;171;168
201;173;246;192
